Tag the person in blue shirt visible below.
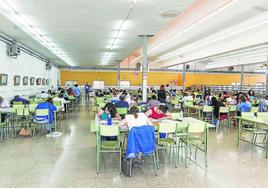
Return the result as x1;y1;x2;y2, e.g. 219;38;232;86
84;82;91;101
237;95;252;112
73;84;81;103
115;95;129;108
35;98;57;133
11;95;29;105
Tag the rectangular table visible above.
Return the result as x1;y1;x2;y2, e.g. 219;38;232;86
237;116;268;158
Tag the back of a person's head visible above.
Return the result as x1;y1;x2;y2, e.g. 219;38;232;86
159;105;168;113
130;106;139;119
14;95;19;99
0;96;3;102
151;95;157;100
160;85;165;90
265;95;268;100
46;98;53;104
59;93;63;98
211;97;217;105
41;91;45;94
240;95;246;102
119;95;125;101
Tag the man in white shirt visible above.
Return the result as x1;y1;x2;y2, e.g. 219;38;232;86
53;94;67;112
0;96;10;123
40;91;49;99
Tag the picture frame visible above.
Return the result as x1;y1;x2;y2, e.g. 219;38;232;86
0;74;8;86
30;77;35;85
46;79;49;85
36;78;41;85
23;76;28;85
14;75;20;86
42;78;46;85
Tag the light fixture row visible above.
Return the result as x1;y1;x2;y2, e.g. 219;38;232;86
0;0;75;66
101;0;136;66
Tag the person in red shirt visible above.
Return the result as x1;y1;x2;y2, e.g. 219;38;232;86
145;105;171;119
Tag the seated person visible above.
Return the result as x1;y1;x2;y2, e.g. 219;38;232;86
226;94;237;105
35;98;57;133
111;92;120;103
115;95;129;108
98;102;121;120
259;95;268;112
237;95;252;113
146;95;160;108
40;91;49;99
145;105;171;119
11;95;29;105
0;96;10;123
53;93;67;113
119;106;153;130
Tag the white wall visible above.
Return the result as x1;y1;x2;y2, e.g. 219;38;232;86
0;41;59;99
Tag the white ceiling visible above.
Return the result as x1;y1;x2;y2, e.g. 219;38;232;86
0;0;194;67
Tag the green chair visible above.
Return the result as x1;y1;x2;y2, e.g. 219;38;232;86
116;108;128;116
33;109;49;138
156;122;178;168
202;106;213;124
98;102;106;108
96;125;121;174
13;101;23;105
53;101;62;109
28;104;38;113
96;97;105;106
257;112;268;118
218;107;230;128
182;122;209;168
251;107;259;113
229;105;237;126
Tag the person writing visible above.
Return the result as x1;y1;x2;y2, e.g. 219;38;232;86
145;105;171;119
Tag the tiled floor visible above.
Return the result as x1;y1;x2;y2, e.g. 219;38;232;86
1;103;268;188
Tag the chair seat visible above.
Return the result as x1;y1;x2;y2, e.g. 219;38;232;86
0;122;9;127
159;138;176;145
182;137;204;146
34;119;49;124
101;141;120;149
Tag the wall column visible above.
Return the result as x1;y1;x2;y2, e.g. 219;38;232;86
117;62;120;89
240;65;244;91
139;35;152;103
182;63;186;90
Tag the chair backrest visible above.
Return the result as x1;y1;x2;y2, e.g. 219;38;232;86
99;125;119;137
229;105;237;112
257;112;268;119
116;108;128;115
98;102;106;108
16;107;24;116
158;122;177;134
219;107;229;113
53;101;61;107
29;104;38;113
13;101;23;105
12;104;25;110
202;106;213;112
171;113;180;120
241;112;255;118
251;107;259;113
96;97;105;105
184;100;193;107
24;108;30;116
35;109;49;116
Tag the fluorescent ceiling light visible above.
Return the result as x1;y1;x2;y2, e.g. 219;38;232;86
129;0;238;65
0;0;75;66
101;0;135;65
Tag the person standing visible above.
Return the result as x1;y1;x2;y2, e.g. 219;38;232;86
84;82;91;101
73;84;81;103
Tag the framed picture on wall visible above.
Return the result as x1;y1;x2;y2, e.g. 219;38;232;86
42;78;46;85
14;75;20;86
46;79;49;85
0;74;8;86
23;76;28;85
36;78;41;85
30;77;35;85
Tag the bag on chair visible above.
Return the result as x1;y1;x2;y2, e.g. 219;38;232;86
19;127;31;137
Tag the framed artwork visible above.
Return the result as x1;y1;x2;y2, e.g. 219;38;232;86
36;78;41;85
23;76;28;85
30;77;35;85
46;79;49;85
14;75;20;86
0;74;8;86
42;78;46;85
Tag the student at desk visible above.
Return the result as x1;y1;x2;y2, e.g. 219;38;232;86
0;96;10;123
119;106;153;130
237;95;252;113
10;95;29;105
98;102;121;120
35;98;57;133
145;105;171;119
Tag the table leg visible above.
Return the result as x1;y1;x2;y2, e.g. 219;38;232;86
266;129;268;158
54;111;57;131
237;119;241;146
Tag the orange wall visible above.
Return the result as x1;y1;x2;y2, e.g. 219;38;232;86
60;70;265;86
